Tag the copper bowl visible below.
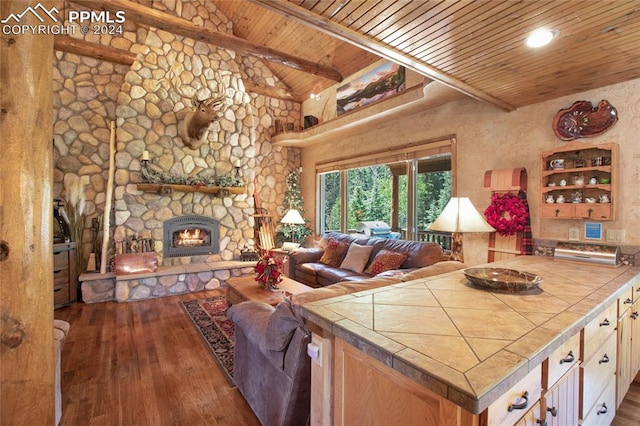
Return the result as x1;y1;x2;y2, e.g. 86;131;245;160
463;267;543;293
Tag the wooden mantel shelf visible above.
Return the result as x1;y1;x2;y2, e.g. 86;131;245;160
272;82;466;148
137;183;245;196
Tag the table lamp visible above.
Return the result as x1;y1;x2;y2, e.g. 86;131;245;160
280;208;306;249
428;197;495;263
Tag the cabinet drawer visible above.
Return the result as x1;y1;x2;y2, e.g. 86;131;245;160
633;277;640;303
580;331;616;419
53;282;70;306
53;269;69;287
486;364;542;426
53;250;69;268
513;401;542;426
580;376;616;426
574;204;611;220
544;331;580;389
582;302;617;361
619;287;634;317
540;204;574;219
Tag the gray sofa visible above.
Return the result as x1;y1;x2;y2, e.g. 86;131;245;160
227;260;466;426
289;232;445;287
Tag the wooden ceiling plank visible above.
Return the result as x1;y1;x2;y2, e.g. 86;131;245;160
431;1;598;73
391;1;479;54
423;1;570;67
345;0;391;32
71;0;343;83
450;2;638;81
470;30;640;92
404;1;522;61
53;35;136;66
327;0;370;24
253;0;516;111
376;1;448;45
338;0;390;30
357;1;417;37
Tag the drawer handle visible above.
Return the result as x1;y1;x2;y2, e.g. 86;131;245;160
632;312;639;320
54;269;63;274
53;287;62;293
599;354;610;364
597;403;608;416
599;318;610;327
508;391;529;412
536;420;547;426
554;209;560;217
624;298;632;304
559;350;574;364
547;406;558;417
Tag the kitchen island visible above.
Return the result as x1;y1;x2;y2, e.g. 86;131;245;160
300;256;640;425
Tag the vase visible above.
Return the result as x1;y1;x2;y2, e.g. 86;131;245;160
263;280;280;292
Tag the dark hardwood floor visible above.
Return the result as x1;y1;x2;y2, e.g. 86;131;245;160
613;380;640;426
55;291;640;426
54;290;259;426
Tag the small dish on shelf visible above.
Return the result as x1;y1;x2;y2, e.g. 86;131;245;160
463;267;543;293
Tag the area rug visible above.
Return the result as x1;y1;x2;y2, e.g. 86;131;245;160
182;296;235;385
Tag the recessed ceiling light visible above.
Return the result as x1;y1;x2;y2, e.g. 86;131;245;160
525;28;559;48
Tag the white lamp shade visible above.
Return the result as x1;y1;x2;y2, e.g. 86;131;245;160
428;197;495;233
281;209;306;225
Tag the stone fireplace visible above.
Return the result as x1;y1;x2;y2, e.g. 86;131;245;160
163;215;219;258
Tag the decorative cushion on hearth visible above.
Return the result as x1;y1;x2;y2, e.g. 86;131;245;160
364;249;408;275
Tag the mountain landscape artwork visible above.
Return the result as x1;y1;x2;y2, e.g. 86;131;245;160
336;62;405;116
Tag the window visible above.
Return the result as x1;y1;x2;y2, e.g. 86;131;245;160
317;138;455;241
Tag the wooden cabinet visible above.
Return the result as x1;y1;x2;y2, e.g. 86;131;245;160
580;303;617;421
540;141;618;220
617;288;635;407
53;242;77;309
543;364;580;426
486;365;542;426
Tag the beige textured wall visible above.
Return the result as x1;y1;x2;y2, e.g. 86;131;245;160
300;78;640;266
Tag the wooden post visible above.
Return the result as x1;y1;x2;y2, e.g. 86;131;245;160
100;121;116;274
0;1;55;424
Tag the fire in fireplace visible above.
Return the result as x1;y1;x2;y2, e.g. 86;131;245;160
163;215;219;258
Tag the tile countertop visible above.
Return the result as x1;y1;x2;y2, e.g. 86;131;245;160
299;256;640;415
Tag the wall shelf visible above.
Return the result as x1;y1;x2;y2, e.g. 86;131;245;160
271;82;466;147
137;183;245;196
540;141;618;220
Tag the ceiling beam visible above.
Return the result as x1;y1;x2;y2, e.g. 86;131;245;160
251;0;516;112
54;35;298;102
54;35;136;66
71;0;343;84
243;80;301;103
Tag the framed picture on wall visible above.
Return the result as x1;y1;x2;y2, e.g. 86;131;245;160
336;61;405;116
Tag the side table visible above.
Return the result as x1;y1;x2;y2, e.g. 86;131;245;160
227;276;312;306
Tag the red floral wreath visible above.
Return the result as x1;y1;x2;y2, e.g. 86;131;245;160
484;193;529;236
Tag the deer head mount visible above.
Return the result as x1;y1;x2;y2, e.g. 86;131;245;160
178;93;226;149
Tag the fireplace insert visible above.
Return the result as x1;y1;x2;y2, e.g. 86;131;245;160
163;215;219;258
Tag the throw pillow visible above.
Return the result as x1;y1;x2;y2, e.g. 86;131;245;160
364;249;408;275
340;243;374;273
319;238;350;267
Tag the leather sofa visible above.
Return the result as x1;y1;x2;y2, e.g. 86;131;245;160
227;260;466;426
289;232;445;287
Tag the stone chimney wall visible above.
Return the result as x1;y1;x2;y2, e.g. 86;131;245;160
53;1;300;270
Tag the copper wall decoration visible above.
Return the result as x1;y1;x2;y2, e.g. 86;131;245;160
552;100;618;141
